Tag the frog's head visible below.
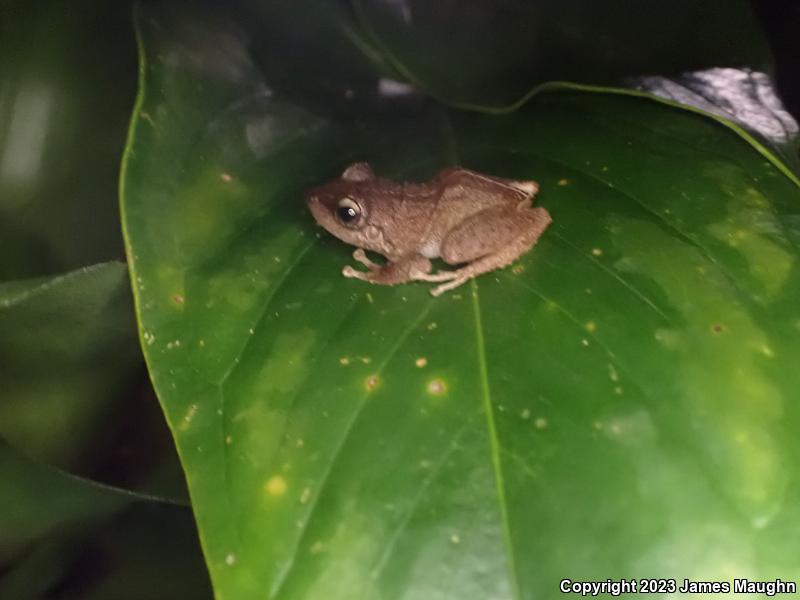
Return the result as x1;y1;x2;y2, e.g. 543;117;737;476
306;162;387;251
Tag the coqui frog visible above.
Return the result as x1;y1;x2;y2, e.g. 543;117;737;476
306;163;552;296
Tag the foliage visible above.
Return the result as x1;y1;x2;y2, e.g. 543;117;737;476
2;0;799;598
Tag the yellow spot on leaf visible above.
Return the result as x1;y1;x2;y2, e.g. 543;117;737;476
265;476;287;496
178;404;198;431
427;378;446;396
365;375;380;391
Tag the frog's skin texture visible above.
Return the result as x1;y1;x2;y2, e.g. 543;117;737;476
306;162;552;296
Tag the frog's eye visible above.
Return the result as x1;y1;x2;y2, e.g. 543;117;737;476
336;197;362;226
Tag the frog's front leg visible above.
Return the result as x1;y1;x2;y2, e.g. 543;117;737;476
351;248;380;270
343;251;436;286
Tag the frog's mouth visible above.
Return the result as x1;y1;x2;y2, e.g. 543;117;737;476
306;194;330;228
306;193;348;239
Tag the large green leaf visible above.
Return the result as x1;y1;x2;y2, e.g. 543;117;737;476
122;5;800;600
0;262;141;468
0;437;129;561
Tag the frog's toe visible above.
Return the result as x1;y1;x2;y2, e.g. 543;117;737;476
415;270;459;282
352;248;371;263
352;248;381;270
342;265;366;280
430;277;469;296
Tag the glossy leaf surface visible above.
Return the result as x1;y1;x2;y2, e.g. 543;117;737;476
122;5;800;600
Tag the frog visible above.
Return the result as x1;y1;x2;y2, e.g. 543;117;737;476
306;162;552;296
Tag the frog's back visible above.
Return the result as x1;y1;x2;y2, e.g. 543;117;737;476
412;168;525;258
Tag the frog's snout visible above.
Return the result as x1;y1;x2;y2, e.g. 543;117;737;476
306;193;332;230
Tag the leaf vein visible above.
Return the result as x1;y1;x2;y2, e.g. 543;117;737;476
269;298;436;598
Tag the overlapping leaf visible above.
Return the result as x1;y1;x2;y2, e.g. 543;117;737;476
0;263;141;468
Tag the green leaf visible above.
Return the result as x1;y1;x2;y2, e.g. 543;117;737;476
0;262;141;468
0;438;128;560
123;5;800;599
629;69;800;177
351;0;772;110
0;439;208;598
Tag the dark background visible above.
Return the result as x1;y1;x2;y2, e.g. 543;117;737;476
755;0;800;121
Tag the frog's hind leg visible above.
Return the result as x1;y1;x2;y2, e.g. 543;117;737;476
412;270;460;282
430;206;552;296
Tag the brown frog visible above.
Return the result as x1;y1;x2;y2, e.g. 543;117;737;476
306;163;552;296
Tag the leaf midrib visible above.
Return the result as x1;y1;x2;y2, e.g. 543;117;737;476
470;281;521;600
